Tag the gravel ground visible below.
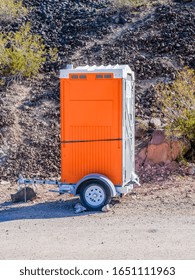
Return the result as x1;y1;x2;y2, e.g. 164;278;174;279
0;175;194;259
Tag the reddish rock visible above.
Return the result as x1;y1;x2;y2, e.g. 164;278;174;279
150;130;166;145
138;141;184;164
136;129;191;183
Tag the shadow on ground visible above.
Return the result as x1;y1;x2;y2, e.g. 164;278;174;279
0;198;98;222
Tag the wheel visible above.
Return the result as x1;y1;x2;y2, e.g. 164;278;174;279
80;179;111;211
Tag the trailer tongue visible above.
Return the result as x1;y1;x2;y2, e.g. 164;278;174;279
18;64;140;210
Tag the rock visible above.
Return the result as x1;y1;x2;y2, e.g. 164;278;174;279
185;166;195;175
165;161;179;172
11;187;36;203
157;176;164;181
118;15;127;24
74;203;86;214
101;204;111;212
135;120;149;139
0;180;10;185
138;129;190;166
149;118;162;129
150;130;166;145
139;142;182;164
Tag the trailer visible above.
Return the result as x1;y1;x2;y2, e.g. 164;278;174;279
18;64;139;210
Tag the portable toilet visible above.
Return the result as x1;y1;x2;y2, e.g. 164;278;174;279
60;64;139;210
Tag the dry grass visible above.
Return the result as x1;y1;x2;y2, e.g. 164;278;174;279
114;0;172;8
0;0;27;21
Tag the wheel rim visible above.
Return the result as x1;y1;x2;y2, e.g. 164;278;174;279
85;184;105;207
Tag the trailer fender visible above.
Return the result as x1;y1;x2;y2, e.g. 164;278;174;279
75;173;117;197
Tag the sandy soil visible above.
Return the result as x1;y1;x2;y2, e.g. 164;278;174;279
0;175;195;260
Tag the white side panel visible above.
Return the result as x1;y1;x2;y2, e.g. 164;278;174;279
122;75;135;186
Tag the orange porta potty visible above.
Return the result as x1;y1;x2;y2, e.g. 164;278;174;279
60;64;136;189
17;65;139;211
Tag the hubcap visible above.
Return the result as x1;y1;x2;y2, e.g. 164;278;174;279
85;184;105;207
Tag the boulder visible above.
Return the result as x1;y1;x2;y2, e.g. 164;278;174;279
137;130;190;164
11;187;36;203
149;118;162;129
150;130;166;145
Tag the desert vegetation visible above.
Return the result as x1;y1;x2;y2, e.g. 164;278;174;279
156;68;195;145
0;0;27;21
0;23;46;78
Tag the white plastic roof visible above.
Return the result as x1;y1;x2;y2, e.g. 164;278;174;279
60;64;134;79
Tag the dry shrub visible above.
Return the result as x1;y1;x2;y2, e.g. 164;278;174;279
0;0;27;21
156;68;195;144
0;23;46;77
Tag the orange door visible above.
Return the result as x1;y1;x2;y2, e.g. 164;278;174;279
60;73;122;185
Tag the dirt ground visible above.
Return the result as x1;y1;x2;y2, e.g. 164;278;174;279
0;175;194;260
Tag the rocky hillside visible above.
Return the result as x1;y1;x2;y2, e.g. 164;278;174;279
0;0;195;182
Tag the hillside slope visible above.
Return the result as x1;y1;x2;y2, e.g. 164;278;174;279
0;0;195;182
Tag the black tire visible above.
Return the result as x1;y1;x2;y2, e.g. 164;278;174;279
80;179;111;211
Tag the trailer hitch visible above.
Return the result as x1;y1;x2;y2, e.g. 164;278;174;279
17;174;75;195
